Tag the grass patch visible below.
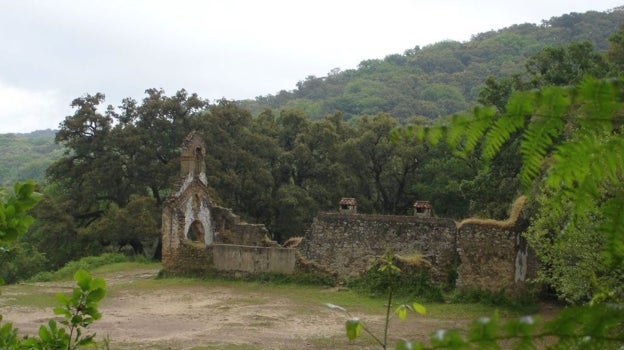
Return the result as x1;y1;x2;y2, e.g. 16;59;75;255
151;273;532;318
90;261;161;274
0;285;57;308
158;269;335;287
28;253;152;282
447;289;538;314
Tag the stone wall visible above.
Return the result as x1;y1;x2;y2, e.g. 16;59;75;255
298;212;457;285
456;221;537;293
299;200;537;294
162;240;214;275
212;244;296;274
211;207;269;246
162;241;297;275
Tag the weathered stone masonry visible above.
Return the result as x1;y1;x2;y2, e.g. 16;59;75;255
161;132;295;276
298;198;536;293
298;213;457;284
162;133;536;294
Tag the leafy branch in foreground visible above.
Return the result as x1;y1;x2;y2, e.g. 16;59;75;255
328;251;622;349
0;269;106;350
0;181;42;244
1;182;107;349
395;303;624;350
394;77;624;302
328;250;427;349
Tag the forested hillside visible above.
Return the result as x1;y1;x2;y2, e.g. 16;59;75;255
0;130;62;187
2;9;622;189
239;8;624;121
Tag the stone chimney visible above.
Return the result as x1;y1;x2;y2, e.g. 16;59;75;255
339;197;357;214
413;201;432;218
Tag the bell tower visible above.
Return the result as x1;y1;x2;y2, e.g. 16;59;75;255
180;131;206;184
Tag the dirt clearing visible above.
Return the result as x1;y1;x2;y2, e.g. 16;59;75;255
1;266;473;349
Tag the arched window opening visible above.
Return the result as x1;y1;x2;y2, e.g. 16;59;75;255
187;220;205;243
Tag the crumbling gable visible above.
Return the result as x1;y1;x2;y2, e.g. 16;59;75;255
161;132;296;276
162;132;216;259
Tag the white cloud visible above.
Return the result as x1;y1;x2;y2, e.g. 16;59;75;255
0;0;622;133
0;83;68;133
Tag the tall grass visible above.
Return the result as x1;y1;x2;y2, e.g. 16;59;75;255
28;253;144;282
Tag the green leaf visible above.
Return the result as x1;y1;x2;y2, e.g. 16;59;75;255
396;304;408;320
89;276;106;291
38;324;51;342
412;302;426;315
74;269;92;290
346;318;362;340
15;181;35;200
86;288;106;305
55;293;70;305
53;306;69;317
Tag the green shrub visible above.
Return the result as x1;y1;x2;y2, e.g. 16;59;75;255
346;256;444;302
448;288;538;313
29;253;129;282
0;241;47;284
159;268;336;287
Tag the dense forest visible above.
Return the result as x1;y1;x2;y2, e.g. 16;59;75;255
0;130;62;187
239;8;624;121
2;8;624;305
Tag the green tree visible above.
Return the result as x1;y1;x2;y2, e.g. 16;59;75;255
525;41;609;87
45;90;207;258
404;77;624;302
607;23;624;73
342;113;419;214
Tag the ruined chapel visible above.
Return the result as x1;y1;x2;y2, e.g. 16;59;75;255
162;132;537;294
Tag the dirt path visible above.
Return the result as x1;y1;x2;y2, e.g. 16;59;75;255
0;267;467;349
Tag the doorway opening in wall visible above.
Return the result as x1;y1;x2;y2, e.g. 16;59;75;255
187;220;205;244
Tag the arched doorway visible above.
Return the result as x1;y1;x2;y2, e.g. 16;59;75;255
187;220;205;244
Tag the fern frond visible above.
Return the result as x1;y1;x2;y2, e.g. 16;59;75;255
481;92;534;161
463;106;496;154
599;136;624;184
600;196;624;270
390;125;422;143
547;133;597;190
446;113;471;150
425;125;445;146
518;88;569;187
578;77;622;132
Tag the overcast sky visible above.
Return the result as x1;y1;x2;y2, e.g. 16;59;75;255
1;0;622;133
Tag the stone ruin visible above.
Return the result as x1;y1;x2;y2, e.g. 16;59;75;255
161;132;296;276
162;132;537;294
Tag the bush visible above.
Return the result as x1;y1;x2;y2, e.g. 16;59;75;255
448;288;538;313
29;253;130;282
346;255;444;302
0;241;47;284
158;268;336;287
